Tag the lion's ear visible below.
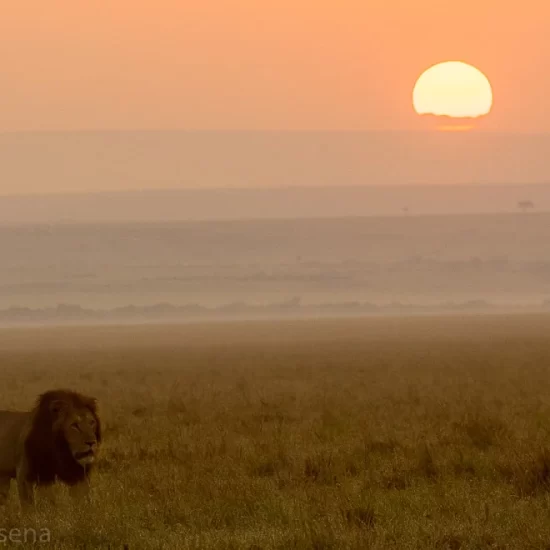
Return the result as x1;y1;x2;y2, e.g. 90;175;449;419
49;399;69;416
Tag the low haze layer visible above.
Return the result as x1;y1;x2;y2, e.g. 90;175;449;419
1;131;549;196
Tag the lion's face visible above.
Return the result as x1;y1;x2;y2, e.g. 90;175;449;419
63;409;99;465
51;400;100;467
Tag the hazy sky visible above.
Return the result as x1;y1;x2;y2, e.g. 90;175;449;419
2;1;549;132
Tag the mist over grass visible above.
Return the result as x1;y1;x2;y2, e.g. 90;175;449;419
0;297;505;326
3;213;550;313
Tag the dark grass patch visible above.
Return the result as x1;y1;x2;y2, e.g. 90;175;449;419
498;447;550;496
455;413;508;450
451;450;477;478
343;504;376;529
416;444;438;479
364;437;401;455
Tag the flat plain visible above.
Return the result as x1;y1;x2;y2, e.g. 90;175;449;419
2;314;550;549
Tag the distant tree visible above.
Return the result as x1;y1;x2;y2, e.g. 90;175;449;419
402;206;409;216
517;200;535;213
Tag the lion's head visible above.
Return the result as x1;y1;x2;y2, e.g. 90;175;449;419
50;394;100;466
26;390;102;484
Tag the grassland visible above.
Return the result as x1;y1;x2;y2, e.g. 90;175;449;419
2;315;550;549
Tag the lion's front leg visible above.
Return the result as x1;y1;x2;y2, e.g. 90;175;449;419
16;474;34;507
16;459;35;507
0;475;11;505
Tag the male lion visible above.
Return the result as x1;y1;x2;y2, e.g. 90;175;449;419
0;389;101;506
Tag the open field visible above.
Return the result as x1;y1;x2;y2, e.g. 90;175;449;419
2;315;550;548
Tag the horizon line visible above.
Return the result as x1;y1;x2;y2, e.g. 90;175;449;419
2;181;550;200
1;209;550;230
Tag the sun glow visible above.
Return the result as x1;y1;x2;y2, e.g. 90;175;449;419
413;61;493;124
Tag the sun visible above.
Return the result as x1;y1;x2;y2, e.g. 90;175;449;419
413;61;493;130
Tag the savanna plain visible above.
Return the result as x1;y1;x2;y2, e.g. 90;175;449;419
2;314;550;549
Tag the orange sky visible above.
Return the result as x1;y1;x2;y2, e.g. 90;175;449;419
1;1;548;132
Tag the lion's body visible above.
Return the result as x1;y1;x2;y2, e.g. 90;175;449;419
0;411;30;478
0;390;101;506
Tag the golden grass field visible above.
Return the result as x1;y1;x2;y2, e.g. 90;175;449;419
2;314;550;549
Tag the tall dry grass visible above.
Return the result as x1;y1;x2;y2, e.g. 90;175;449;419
1;315;550;548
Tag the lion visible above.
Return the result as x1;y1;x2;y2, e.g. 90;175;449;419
0;389;101;506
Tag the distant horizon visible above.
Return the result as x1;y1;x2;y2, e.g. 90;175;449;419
2;180;550;199
1;183;549;226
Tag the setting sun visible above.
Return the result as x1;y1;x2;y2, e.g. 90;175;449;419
413;61;493;127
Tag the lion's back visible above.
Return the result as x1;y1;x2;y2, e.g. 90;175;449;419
0;411;31;477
